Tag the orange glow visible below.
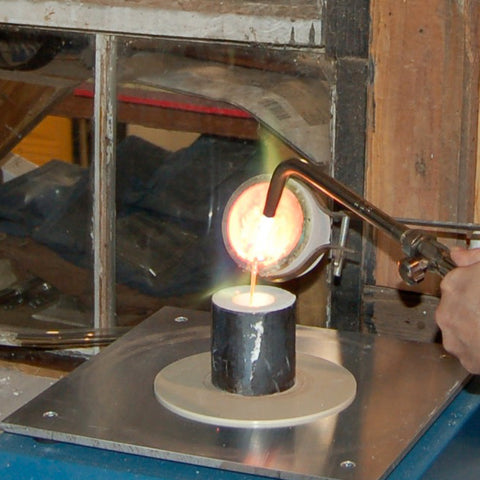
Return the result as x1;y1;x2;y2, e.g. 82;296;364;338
225;182;304;272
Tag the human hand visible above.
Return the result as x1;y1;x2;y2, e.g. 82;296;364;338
435;247;480;373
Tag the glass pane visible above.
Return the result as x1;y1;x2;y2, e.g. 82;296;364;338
114;37;332;325
0;28;97;345
0;28;333;351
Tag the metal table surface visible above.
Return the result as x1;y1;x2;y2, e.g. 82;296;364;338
0;306;469;480
2;378;480;480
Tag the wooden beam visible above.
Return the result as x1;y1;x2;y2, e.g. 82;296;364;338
362;285;439;343
325;0;370;58
52;92;260;140
367;0;480;294
0;0;324;46
321;0;371;332
330;57;368;331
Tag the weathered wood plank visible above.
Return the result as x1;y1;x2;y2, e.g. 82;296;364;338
366;0;480;294
362;285;439;343
330;57;369;331
52;91;260;140
325;0;370;58
78;0;322;17
0;0;324;46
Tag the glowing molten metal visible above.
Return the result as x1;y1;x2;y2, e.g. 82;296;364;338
225;181;304;273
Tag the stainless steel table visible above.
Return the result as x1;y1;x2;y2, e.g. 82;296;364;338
1;306;469;480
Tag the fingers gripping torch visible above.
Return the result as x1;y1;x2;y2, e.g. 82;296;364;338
223;157;456;284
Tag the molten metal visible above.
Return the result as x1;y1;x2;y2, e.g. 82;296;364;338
225;181;304;273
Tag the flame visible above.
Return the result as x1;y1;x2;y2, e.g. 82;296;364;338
225;181;304;272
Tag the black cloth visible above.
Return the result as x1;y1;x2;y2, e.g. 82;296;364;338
0;135;264;297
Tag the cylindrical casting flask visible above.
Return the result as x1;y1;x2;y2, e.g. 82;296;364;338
211;285;296;396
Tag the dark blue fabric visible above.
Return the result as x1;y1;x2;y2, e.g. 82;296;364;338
0;135;264;297
0;160;87;236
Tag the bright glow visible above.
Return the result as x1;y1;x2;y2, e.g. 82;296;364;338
232;292;275;308
226;182;304;269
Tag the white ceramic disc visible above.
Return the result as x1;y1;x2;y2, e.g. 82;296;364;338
154;352;356;428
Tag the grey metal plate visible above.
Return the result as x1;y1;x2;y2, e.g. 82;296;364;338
1;306;468;480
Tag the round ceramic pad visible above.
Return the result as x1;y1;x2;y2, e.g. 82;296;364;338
154;352;356;428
